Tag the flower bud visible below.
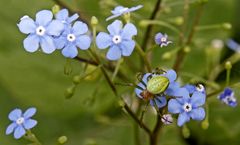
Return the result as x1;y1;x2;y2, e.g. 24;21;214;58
139;21;148;27
64;86;75;99
52;5;60;14
225;61;232;70
173;17;184;26
73;75;81;85
162;52;172;60
183;46;191;53
161;114;173;125
182;125;190;138
201;119;209;130
123;12;131;23
147;76;169;94
58;136;68;144
91;16;98;26
222;23;232;30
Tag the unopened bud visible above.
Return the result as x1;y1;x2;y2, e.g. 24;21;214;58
225;61;232;70
174;17;184;26
147;76;169;94
91;16;98;26
73;75;81;85
161;114;173;125
58;136;68;144
182;125;190;138
65;86;75;99
183;46;191;53
201;119;209;130
222;23;232;30
139;21;148;27
162;52;172;60
52;5;60;14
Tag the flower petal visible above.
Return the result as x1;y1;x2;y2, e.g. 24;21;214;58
106;45;122;60
23;107;36;119
6;123;17;135
128;5;143;13
142;73;152;84
190;108;205;121
47;20;64;36
107;20;122;35
150;96;167;108
62;44;78;58
54;36;66;49
96;32;111;49
56;9;69;21
184;84;196;94
76;35;91;50
120;40;135;56
8;109;22;121
121;23;137;39
17;18;36;34
177;112;190;127
68;14;79;23
23;35;40;53
190;92;206;108
106;14;122;21
14;126;26;139
163;69;177;82
73;21;88;35
23;119;37;130
168;99;182;114
36;10;53;26
40;36;56;54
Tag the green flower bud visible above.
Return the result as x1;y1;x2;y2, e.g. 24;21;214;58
182;125;190;138
201;119;209;130
139;21;148;27
225;61;232;70
64;86;75;99
162;52;172;60
58;136;68;144
123;12;131;23
91;16;98;26
174;17;184;26
183;46;191;53
52;5;60;14
84;65;100;81
73;75;81;85
146;76;169;94
222;23;232;30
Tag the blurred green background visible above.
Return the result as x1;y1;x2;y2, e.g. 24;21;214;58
0;0;240;145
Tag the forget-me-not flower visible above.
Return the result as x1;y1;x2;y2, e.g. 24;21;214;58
226;39;240;53
6;107;37;139
168;89;206;126
135;69;182;108
55;9;79;27
54;21;91;58
218;88;237;107
96;20;137;60
184;84;206;94
106;5;143;21
155;33;172;47
18;10;64;54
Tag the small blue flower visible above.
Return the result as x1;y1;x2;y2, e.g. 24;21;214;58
106;5;143;21
55;9;79;27
161;114;173;125
168;89;206;126
6;108;37;139
54;21;91;58
135;70;182;108
226;39;240;52
18;10;64;54
155;33;172;47
217;88;237;107
96;20;137;60
184;84;206;94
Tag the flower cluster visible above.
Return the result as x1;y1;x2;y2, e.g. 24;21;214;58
218;88;237;107
18;9;91;58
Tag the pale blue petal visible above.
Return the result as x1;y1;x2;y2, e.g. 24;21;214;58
128;5;143;12
47;20;64;36
8;109;22;121
6;123;17;135
190;107;205;120
56;9;69;21
135;82;146;99
106;14;122;21
120;40;135;56
73;21;88;35
168;99;183;114
176;88;190;103
23;35;40;53
17;18;36;34
62;44;78;58
40;36;56;54
184;84;196;94
106;45;122;60
36;10;53;26
190;92;206;108
227;39;240;52
68;14;79;23
150;96;167;108
96;32;111;49
54;36;66;49
23;107;36;119
23;119;37;130
76;35;91;50
177;112;190;126
121;23;137;39
155;33;163;45
142;73;152;84
163;70;177;82
14;126;26;139
165;82;180;96
111;6;125;15
107;20;122;35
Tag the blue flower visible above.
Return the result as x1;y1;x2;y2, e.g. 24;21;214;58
168;89;206;126
96;20;137;60
155;33;172;47
217;88;237;107
184;84;206;94
135;70;182;108
18;10;64;54
6;108;37;139
161;114;173;125
106;5;143;21
54;21;91;58
55;9;79;27
226;39;240;52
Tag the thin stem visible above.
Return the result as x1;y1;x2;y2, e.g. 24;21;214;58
136;43;152;72
112;58;123;82
226;67;231;86
24;130;42;145
142;0;162;51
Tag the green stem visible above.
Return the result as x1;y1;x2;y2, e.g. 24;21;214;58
24;130;42;145
135;43;152;72
226;67;231;86
112;58;124;82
